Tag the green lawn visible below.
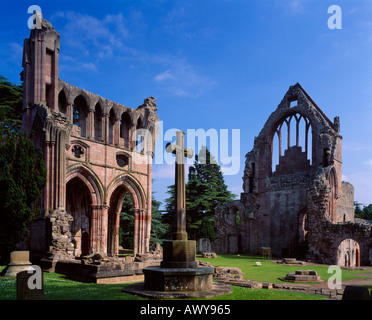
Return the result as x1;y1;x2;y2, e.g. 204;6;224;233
199;254;372;284
1;254;371;300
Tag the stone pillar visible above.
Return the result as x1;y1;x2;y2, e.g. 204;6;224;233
114;116;120;146
103;113;109;143
55;129;67;209
87;108;94;140
90;205;100;253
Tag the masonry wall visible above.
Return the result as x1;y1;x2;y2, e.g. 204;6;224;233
214;83;372;266
21;19;159;261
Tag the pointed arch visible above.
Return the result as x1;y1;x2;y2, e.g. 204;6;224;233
106;174;148;255
326;166;338;222
66;164;104;206
106;173;147;210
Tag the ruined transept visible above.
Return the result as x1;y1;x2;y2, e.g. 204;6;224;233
214;83;372;266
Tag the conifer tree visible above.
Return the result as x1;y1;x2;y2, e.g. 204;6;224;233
186;146;236;240
163;146;236;241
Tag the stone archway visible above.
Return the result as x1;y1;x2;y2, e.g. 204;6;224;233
337;239;360;267
106;175;148;256
66;177;92;257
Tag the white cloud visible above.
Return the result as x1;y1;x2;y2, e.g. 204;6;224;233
154;61;216;98
364;159;372;166
289;0;305;14
51;11;130;62
154;70;176;82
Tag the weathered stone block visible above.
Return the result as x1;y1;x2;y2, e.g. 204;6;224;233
4;251;32;277
16;270;44;300
143;266;214;292
161;240;197;268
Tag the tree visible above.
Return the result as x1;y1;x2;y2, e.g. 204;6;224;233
354;201;363;219
119;184;168;250
163;146;236;241
354;201;372;220
0;75;23;136
0;132;47;264
119;193;134;250
161;184;175;239
0;76;46;264
186;146;236;240
150;193;167;245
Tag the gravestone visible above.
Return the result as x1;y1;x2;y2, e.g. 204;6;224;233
197;238;212;254
16;267;44;300
4;251;32;277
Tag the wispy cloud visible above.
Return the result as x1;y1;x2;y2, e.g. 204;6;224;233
364;159;372;166
51;11;130;63
290;1;303;12
154;61;216;98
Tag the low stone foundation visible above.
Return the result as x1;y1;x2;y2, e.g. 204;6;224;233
280;270;322;283
43;256;162;284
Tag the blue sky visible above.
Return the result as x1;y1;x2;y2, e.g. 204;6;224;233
2;0;372;208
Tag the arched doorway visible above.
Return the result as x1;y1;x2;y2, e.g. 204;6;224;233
107;175;148;256
81;232;90;256
337;239;360;267
66;177;92;257
107;187;135;256
296;208;309;258
107;190;136;256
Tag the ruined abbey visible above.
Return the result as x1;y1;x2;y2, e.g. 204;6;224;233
21;19;159;262
214;84;372;266
20;18;372;268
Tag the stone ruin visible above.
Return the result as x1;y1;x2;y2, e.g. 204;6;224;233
214;83;372;266
19;17;161;280
280;270;322;283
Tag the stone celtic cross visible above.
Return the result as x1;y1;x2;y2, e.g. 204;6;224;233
166;131;194;241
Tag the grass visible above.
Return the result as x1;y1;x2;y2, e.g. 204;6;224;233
198;254;372;284
1;254;371;300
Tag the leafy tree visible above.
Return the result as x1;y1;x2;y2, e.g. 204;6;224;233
0;75;23;136
0;132;47;264
0;76;46;264
150;193;167;245
354;201;363;219
354;201;372;220
119;193;134;250
119;185;168;250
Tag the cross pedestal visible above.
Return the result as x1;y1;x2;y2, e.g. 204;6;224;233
142;131;214;292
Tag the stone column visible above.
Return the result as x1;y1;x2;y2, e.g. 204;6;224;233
90;205;100;253
87;108;94;140
114;116;120;146
55;129;67;209
103;113;109;143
